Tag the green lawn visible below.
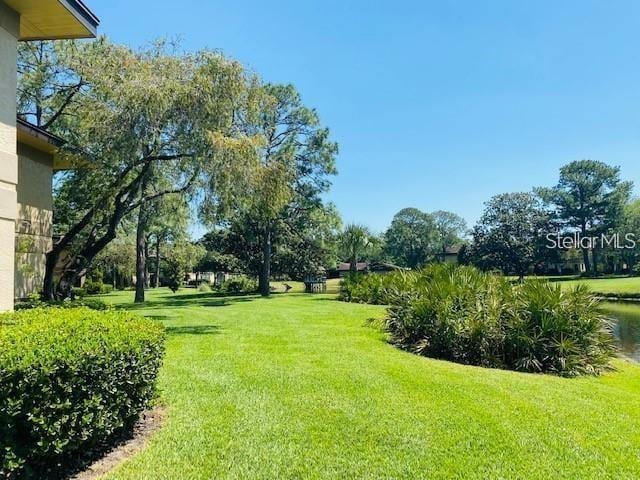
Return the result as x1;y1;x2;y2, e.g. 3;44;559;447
98;288;640;479
556;276;640;295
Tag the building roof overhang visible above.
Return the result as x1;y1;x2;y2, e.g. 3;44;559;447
4;0;99;40
16;118;72;170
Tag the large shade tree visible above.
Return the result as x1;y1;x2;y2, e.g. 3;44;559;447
621;199;640;273
200;203;341;283
18;39;252;299
538;160;633;273
432;210;467;261
204;83;338;296
469;192;551;280
384;208;438;269
136;193;190;298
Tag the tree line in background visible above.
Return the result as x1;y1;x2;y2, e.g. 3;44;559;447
330;159;639;279
465;159;638;278
18;40;640;300
18;38;339;300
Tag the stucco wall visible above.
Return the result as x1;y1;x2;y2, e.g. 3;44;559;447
15;144;54;299
0;3;19;310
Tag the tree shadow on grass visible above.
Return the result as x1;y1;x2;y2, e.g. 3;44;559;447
307;296;342;302
165;325;221;336
119;293;261;311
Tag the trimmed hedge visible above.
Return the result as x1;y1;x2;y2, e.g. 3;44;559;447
0;307;165;478
14;295;109;311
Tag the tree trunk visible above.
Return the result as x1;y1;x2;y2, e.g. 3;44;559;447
144;236;151;288
259;227;271;297
581;223;591;274
592;246;599;276
45;162;153;299
42;205;98;300
581;247;591;274
350;254;358;274
134;203;149;303
43;249;60;301
154;236;161;288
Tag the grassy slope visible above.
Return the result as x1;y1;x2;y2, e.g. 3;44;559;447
99;289;640;479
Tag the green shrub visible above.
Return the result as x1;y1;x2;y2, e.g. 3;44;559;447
83;280;113;295
505;281;616;375
72;287;87;298
220;275;257;294
386;265;511;368
198;282;212;292
0;307;165;478
15;296;109;311
381;264;615;377
83;279;102;295
339;271;415;304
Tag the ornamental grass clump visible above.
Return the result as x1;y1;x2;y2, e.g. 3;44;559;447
505;281;616;376
383;264;615;376
0;307;165;478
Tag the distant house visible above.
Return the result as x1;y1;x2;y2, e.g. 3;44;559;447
442;246;461;264
539;248;586;275
336;262;368;277
186;271;235;287
0;0;99;309
542;260;586;275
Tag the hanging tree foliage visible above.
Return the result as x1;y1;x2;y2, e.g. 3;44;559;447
17;38;255;299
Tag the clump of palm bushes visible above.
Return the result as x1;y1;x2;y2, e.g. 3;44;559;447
343;264;616;376
504;280;615;375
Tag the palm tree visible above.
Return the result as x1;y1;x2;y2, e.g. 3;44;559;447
340;224;373;274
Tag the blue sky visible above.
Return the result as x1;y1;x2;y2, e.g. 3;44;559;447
90;0;640;233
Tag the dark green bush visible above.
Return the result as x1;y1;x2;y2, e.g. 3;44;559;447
339;271;415;304
84;280;113;295
385;265;512;368
14;296;109;311
72;287;86;298
354;264;615;376
505;281;616;375
0;307;165;478
220;275;257;294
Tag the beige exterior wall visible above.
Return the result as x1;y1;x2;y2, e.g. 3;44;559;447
0;3;19;310
15;143;53;299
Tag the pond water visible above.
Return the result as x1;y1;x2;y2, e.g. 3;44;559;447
601;302;640;362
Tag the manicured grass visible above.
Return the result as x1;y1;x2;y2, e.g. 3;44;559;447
98;288;640;479
557;276;640;295
512;275;640;296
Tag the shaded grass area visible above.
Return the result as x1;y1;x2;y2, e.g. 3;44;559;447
97;288;640;479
